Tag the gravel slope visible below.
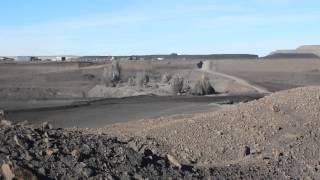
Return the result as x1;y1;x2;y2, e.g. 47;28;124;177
88;86;320;179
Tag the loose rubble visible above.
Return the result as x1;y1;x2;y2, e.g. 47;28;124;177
0;122;293;179
0;122;203;179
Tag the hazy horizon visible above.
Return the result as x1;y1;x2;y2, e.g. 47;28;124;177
1;0;320;56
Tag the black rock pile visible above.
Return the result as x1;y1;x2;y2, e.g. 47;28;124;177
0;121;203;180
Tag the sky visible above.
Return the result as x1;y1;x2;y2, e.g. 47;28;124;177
0;0;319;56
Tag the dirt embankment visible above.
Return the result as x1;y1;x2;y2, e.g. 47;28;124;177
86;86;320;179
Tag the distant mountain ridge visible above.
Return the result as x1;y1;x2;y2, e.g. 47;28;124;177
271;45;320;56
263;53;319;59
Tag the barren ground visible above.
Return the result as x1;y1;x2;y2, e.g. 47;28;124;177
2;59;320;179
84;86;320;179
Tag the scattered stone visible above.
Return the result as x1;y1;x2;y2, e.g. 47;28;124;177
24;151;33;161
243;146;251;157
217;131;223;136
0;120;12;127
80;144;91;155
14;167;37;180
71;149;80;157
38;167;45;175
1;163;14;180
273;149;284;161
42;122;52;130
45;149;54;157
13;135;22;147
134;174;143;180
166;154;182;169
272;105;280;112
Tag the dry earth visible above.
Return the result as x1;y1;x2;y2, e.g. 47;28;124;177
3;59;320;179
85;86;320;179
206;59;320;92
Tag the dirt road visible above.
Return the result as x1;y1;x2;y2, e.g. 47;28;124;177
202;69;271;94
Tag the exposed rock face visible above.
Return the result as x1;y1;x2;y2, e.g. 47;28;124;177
191;75;216;96
0;122;202;179
161;72;172;83
135;71;150;87
171;76;184;94
111;61;121;83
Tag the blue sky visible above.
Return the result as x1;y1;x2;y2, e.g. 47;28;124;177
0;0;319;56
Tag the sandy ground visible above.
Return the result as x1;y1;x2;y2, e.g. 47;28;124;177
84;86;320;178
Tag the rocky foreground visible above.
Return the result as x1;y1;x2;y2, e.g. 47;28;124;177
0;121;204;179
0;121;290;179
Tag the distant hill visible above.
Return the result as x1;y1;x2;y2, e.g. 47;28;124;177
263;53;319;59
270;45;320;57
139;54;259;60
76;54;259;61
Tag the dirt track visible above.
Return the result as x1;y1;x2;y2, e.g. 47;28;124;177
201;69;271;94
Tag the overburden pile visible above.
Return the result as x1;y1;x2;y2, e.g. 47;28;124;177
0;122;202;180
